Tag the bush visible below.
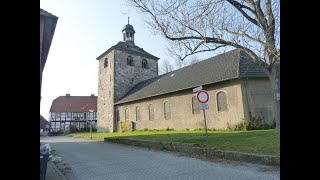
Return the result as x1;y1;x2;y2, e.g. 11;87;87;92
194;128;204;131
166;127;174;131
247;116;272;130
227;117;275;131
49;129;64;136
70;124;78;133
234;122;249;131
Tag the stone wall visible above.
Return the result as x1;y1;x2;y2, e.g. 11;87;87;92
97;50;115;132
113;49;158;101
97;49;159;132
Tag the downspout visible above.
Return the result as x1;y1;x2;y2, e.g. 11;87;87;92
244;78;252;120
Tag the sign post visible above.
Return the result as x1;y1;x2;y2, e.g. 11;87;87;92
196;90;210;157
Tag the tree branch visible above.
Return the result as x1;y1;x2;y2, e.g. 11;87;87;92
223;28;265;45
226;0;259;27
179;45;227;60
253;0;269;33
266;0;275;38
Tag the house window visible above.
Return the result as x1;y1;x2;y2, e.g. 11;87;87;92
67;112;71;118
149;104;154;120
192;96;200;114
142;59;148;69
104;58;108;68
136;106;141;121
164;101;171;120
84;113;87;119
125;108;129;121
127;56;133;66
217;91;228;112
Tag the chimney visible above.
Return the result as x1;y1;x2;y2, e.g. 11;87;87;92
90;94;95;97
66;94;70;97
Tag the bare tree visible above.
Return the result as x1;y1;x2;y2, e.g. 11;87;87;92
127;0;280;136
187;55;201;65
159;59;174;74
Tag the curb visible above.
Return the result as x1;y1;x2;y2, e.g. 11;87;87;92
49;161;69;180
105;138;280;166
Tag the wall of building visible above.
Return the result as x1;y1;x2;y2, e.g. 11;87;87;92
97;48;159;132
40;17;44;102
115;80;246;131
241;78;275;125
50;112;97;132
40;17;44;72
97;50;115;132
113;49;158;101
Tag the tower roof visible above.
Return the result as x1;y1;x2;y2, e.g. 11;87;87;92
122;24;135;33
96;41;159;60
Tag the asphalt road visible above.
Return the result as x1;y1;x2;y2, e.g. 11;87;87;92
40;136;280;180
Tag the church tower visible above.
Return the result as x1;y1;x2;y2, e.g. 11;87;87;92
96;19;159;132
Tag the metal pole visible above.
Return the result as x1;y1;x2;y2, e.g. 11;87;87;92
90;112;92;140
203;109;209;157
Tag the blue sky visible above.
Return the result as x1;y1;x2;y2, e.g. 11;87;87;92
40;0;214;119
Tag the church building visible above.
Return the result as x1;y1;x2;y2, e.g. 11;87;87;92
96;22;274;132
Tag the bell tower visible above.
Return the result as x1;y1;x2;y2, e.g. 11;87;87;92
96;19;159;132
122;17;135;46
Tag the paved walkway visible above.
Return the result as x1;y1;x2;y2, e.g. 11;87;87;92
41;136;280;180
45;161;68;180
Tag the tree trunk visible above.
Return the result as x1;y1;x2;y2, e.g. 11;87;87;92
269;61;280;137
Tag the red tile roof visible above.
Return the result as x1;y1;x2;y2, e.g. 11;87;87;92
50;95;97;113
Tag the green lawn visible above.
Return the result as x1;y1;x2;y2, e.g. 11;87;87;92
72;129;279;156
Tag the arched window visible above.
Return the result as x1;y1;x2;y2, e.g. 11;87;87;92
192;96;200;114
136;106;140;121
149;104;154;120
142;59;148;69
104;58;108;68
125;108;129;121
164;101;171;120
127;56;133;66
217;91;228;112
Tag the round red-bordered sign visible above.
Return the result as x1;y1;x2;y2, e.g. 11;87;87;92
196;90;209;103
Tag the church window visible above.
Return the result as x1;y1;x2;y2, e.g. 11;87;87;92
192;96;200;114
104;58;108;68
149;104;154;120
136;106;140;121
164;101;171;120
217;91;228;112
125;108;129;121
142;59;148;69
127;56;133;66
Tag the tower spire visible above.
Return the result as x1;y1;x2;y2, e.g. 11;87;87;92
122;17;135;45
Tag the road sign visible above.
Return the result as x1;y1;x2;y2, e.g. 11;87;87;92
199;103;209;109
196;90;209;104
193;86;203;93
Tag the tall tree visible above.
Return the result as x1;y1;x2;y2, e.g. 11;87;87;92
159;59;175;74
128;0;280;136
